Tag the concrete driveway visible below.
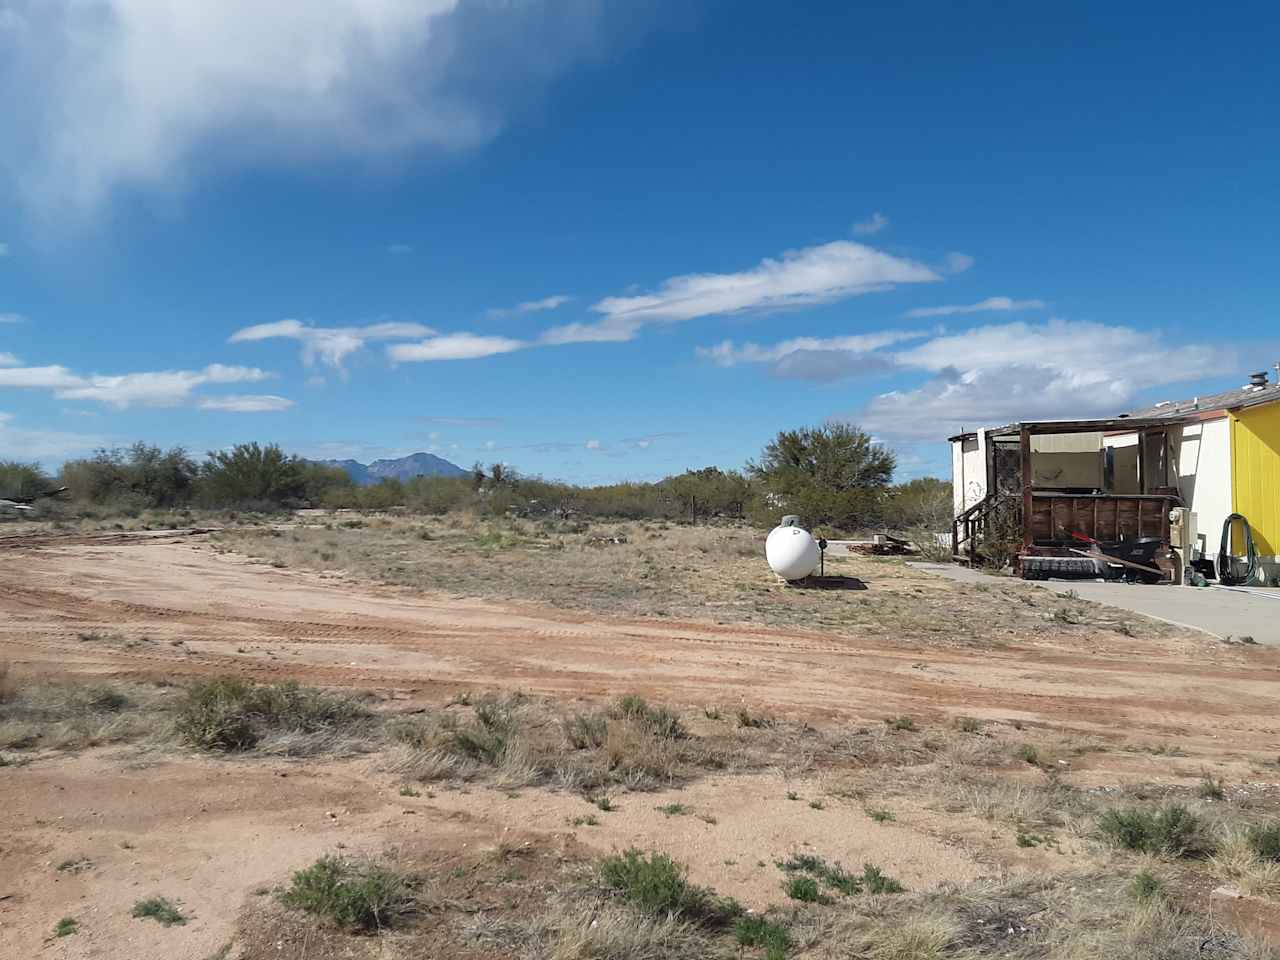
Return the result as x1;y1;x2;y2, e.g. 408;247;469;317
909;562;1278;644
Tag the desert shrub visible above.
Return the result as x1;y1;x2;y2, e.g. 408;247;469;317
735;916;791;959
61;443;197;509
563;711;609;749
599;849;740;925
199;442;307;508
175;678;367;752
1130;871;1166;902
783;875;829;904
613;696;686;740
0;460;54;500
1247;822;1280;862
131;896;187;926
279;856;413;932
1098;805;1208;857
748;423;895;530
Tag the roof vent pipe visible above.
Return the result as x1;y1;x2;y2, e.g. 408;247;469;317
1249;371;1269;389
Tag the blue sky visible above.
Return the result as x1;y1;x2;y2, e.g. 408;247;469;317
1;0;1277;483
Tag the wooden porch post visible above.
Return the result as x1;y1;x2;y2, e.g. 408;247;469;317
1020;425;1033;565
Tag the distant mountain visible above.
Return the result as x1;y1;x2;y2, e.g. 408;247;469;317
316;453;467;486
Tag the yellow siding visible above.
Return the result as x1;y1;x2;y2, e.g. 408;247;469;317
1231;405;1280;555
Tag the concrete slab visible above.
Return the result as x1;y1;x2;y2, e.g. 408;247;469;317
907;562;1278;645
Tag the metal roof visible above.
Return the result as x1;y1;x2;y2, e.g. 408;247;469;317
1124;382;1280;420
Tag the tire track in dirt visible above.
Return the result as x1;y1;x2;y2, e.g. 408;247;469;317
3;530;1279;748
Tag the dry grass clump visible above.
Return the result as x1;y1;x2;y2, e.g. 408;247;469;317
530;900;715;960
788;873;1265;960
0;676;171;752
1210;826;1280;898
174;677;374;755
385;692;737;794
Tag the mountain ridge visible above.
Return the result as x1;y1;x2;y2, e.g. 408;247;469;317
315;452;467;486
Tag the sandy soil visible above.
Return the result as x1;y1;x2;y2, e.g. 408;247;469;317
3;529;1280;958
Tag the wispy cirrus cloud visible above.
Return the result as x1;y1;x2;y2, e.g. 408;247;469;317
852;212;888;236
386;243;414;255
0;411;108;462
417;416;505;427
2;1;657;221
0;360;282;409
487;294;572;319
698;330;927;368
543;240;940;345
229;319;433;371
389;333;525;362
0;312;25;324
198;394;294;413
0;241;9;257
904;296;1045;319
0;352;20;366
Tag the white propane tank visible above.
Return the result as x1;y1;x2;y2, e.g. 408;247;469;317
765;521;821;581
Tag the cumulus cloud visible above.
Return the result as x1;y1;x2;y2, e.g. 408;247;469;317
852;212;888;236
229;319;433;370
487;294;572;319
198;394;294;413
904;296;1046;319
555;241;938;344
1;0;651;220
0;360;279;409
855;319;1235;440
388;333;525;362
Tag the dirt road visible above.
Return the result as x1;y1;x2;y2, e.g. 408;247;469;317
3;529;1278;752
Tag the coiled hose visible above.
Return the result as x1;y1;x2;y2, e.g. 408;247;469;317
1219;513;1258;586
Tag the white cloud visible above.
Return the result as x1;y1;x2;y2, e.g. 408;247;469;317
856;319;1234;440
56;363;271;408
0;360;276;408
0;312;25;323
0;364;84;389
487;294;572;319
697;329;933;383
904;296;1045;319
1;1;645;220
229;319;433;370
585;439;601;450
539;318;640;346
386;244;414;255
0;241;9;256
389;333;525;362
941;252;975;274
852;212;888;236
198;394;294;413
0;352;20;367
569;241;938;343
698;330;927;367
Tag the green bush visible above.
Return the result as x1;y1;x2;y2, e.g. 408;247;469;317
600;849;739;925
735;915;791;959
1246;822;1280;861
279;856;413;932
1097;805;1207;857
614;696;686;740
783;875;829;903
131;897;187;927
175;678;366;751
